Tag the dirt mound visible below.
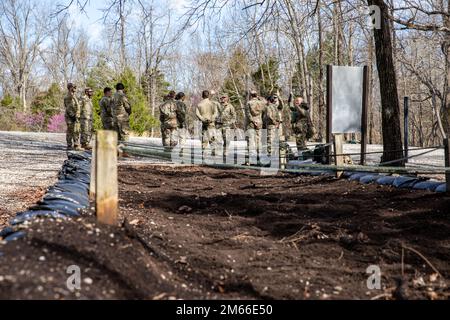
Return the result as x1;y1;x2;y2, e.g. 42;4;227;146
0;164;448;299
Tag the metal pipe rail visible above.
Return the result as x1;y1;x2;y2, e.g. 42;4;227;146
123;144;450;176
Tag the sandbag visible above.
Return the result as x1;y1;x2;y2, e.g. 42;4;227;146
3;231;26;242
435;184;447;193
11;210;67;225
0;151;91;243
413;181;444;192
393;176;421;188
359;175;380;184
348;173;368;182
376;176;397;185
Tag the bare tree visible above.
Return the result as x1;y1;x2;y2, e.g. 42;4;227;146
368;0;404;165
102;0;133;70
389;0;450;136
135;0;176;136
0;0;49;111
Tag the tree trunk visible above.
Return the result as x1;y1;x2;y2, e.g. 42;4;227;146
444;2;450;137
119;0;127;69
367;36;375;144
317;0;325;141
368;0;404;166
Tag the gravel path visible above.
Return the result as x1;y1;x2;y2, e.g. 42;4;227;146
0;131;67;227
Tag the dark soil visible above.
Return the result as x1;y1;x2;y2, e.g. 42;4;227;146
0;187;46;229
0;164;449;300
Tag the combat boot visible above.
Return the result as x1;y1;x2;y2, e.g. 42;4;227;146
82;144;92;150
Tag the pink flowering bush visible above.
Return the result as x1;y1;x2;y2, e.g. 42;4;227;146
15;112;45;131
47;113;67;133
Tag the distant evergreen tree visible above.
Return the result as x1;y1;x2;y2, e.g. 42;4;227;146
222;47;248;106
31;83;64;117
119;68;159;136
251;57;280;98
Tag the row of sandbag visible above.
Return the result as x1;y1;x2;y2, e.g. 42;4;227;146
0;152;91;242
343;172;447;193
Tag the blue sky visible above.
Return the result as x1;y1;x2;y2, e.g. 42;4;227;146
67;0;188;42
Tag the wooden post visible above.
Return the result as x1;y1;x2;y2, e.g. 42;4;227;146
279;136;287;171
445;138;450;193
326;65;333;165
360;65;369;166
96;130;119;225
334;134;344;178
89;139;96;201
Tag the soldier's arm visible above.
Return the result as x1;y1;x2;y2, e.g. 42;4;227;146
79;97;85;118
231;105;237;124
176;102;187;128
123;96;132;115
298;105;308;117
64;97;74;118
104;99;112;118
277;90;284;111
75;98;81;119
196;106;206;123
212;103;219;120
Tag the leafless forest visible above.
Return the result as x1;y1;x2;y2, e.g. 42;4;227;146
0;0;448;154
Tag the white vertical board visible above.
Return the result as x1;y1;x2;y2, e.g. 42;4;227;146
332;66;364;133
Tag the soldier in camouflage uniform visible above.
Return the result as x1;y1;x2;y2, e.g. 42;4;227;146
112;83;132;142
175;92;188;148
245;90;265;163
216;93;237;158
196;90;218;156
79;88;94;149
159;91;179;150
64;83;82;151
100;87;114;130
263;95;283;156
290;96;313;153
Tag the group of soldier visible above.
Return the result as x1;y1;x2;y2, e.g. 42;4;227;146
158;89;314;159
64;81;314;159
64;82;131;151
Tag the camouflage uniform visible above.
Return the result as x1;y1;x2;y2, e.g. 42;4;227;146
264;102;283;156
112;91;132;142
79;94;93;147
290;102;311;151
245;97;265;161
64;92;81;149
176;100;188;147
196;98;218;152
217;101;237;156
159;98;179;149
100;96;115;130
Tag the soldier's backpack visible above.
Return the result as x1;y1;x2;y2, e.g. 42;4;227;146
306;112;315;140
161;101;178;129
313;144;328;164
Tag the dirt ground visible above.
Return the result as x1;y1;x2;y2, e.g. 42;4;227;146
0;164;448;300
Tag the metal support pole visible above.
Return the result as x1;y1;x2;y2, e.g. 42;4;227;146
445;138;450;193
326;65;333;165
404;97;409;163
